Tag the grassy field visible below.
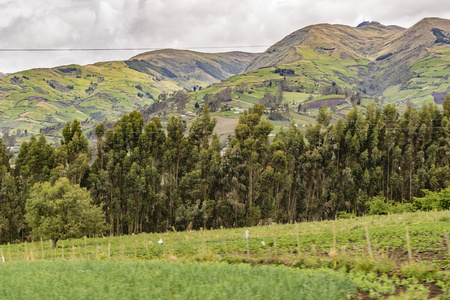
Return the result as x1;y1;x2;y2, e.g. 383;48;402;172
1;211;449;299
0;261;355;300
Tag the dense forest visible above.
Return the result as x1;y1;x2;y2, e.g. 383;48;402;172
1;94;450;243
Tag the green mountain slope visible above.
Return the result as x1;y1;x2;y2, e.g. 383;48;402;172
245;17;450;106
1;18;450;141
0;51;257;134
188;18;450;136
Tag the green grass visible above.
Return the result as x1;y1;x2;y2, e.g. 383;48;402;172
1;211;450;299
0;261;355;300
3;211;449;265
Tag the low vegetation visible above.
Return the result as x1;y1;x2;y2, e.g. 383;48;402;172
1;211;449;299
0;261;355;300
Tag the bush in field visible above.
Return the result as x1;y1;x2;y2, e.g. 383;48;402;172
413;188;450;211
366;196;416;215
366;196;391;215
25;177;105;247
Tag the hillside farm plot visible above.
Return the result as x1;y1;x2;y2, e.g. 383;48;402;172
0;261;355;300
1;211;450;299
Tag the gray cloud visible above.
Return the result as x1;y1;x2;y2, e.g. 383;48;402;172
1;0;449;73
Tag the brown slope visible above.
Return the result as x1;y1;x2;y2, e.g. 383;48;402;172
366;17;450;94
246;22;405;71
127;49;259;88
245;18;450;98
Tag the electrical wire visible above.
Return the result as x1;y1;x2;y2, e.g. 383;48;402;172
0;45;270;52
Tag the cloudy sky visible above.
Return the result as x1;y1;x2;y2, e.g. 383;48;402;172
1;0;450;74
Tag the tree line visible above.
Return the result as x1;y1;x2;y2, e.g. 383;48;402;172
1;95;450;243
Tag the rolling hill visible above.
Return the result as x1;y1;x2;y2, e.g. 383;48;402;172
0;17;449;144
245;17;450;105
186;18;450;139
0;50;257;135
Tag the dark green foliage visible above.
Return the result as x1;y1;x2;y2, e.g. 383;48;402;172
376;53;393;61
431;28;450;44
58;67;78;74
195;60;224;80
443;93;450;118
3;98;450;242
273;68;296;76
25;177;105;247
125;59;177;78
413;188;450;211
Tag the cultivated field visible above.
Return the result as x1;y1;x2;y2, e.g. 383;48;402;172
1;211;449;299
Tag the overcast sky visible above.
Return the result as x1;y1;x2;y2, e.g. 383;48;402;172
1;0;450;74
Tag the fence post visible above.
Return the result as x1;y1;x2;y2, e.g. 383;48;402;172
443;230;450;257
40;238;44;260
405;226;413;261
201;229;206;255
364;224;373;260
108;243;111;259
295;223;301;257
246;230;250;258
84;236;87;259
144;235;150;259
333;225;337;251
273;230;277;255
132;234;137;258
221;227;228;255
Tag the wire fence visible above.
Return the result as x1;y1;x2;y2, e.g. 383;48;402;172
1;210;449;263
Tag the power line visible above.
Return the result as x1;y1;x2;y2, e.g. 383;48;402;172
0;45;270;52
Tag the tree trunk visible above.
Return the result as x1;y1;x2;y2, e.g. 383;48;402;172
53;238;59;249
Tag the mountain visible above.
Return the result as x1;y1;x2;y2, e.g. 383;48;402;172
246;21;405;71
1;17;450;142
0;50;257;135
128;49;258;88
0;72;6;79
246;17;450;105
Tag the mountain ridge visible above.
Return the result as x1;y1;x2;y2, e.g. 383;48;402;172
0;17;449;139
245;17;450;100
0;49;257;134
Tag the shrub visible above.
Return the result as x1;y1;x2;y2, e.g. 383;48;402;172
366;196;391;215
338;211;357;219
400;262;439;282
414;188;450;211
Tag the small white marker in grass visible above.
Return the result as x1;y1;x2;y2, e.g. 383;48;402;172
261;241;265;246
158;238;163;245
